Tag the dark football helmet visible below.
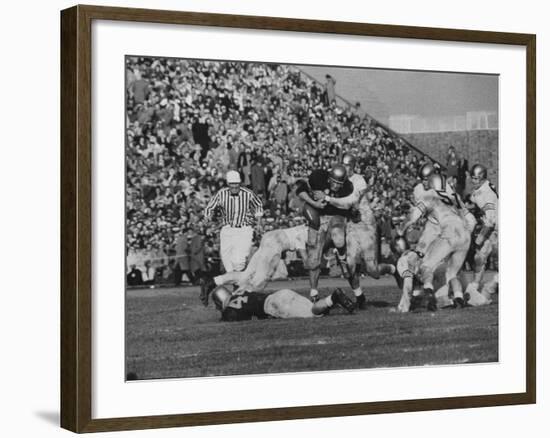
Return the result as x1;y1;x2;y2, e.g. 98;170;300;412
211;286;232;311
329;164;347;184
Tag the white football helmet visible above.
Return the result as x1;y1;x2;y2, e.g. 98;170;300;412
211;286;232;311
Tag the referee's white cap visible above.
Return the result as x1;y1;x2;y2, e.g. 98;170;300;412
226;170;241;184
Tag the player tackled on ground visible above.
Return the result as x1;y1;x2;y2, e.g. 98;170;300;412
390;236;490;312
200;224;309;298
201;286;355;321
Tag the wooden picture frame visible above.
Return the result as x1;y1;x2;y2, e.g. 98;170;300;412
61;4;536;433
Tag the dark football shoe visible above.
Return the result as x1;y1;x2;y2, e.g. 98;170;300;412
425;288;438;312
332;288;355;314
355;293;367;310
453;296;466;309
199;276;216;307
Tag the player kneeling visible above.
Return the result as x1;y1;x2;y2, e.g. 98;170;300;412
392;236;491;313
203;286;355;321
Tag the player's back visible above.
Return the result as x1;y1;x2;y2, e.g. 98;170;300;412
417;189;462;227
414;183;438;224
221;292;268;321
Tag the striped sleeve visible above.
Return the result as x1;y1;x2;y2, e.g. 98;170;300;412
204;190;222;220
249;191;264;217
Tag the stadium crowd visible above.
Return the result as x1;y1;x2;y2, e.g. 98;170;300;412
125;57;436;286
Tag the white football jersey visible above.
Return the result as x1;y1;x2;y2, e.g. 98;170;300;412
470;181;498;228
414;188;462;226
413;183;438;224
349;173;368;194
282;225;308;251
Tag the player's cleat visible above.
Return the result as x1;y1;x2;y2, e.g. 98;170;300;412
310;294;319;303
332;288;355;314
409;295;423;312
453;296;466;308
425;288;437;311
199;276;216;307
355;293;367;310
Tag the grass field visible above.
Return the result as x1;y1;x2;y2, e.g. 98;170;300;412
126;275;498;380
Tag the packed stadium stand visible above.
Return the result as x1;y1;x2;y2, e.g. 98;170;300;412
125;57;448;286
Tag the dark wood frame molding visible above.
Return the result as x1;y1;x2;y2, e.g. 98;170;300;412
61;4;536;433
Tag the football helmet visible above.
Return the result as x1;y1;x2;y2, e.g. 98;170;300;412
470;164;487;179
342;153;357;169
418;162;436;180
470;164;487;189
211;286;232;311
429;173;446;191
392;236;410;255
329;164;347;184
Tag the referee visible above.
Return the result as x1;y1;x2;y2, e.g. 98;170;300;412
203;170;263;273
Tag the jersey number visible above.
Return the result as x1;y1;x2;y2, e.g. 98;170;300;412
436;190;454;206
227;296;249;309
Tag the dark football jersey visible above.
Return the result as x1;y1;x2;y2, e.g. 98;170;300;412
221;292;269;322
307;169;353;217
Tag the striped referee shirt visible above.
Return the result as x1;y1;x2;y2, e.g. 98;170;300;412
203;187;263;227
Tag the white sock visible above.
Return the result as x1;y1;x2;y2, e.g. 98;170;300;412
310;289;319;298
325;296;333;307
353;287;363;297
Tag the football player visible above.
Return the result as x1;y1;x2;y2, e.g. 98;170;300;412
468;164;499;290
200;224;308;298
203;286;355;321
392;236;490;312
313;154;395;308
296;164;354;302
399;173;471;310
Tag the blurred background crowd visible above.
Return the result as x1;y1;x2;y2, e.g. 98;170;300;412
125;56;466;287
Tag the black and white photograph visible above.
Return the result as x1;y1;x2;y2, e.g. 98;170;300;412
125;56;499;380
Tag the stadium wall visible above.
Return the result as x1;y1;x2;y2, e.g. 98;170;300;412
401;129;499;185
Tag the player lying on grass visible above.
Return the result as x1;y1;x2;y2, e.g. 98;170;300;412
391;236;492;313
199;224;309;300
201;286;355;321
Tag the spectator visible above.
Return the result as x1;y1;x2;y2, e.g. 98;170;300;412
324;74;336;105
250;158;266;197
457;156;469;196
125;57;433;283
